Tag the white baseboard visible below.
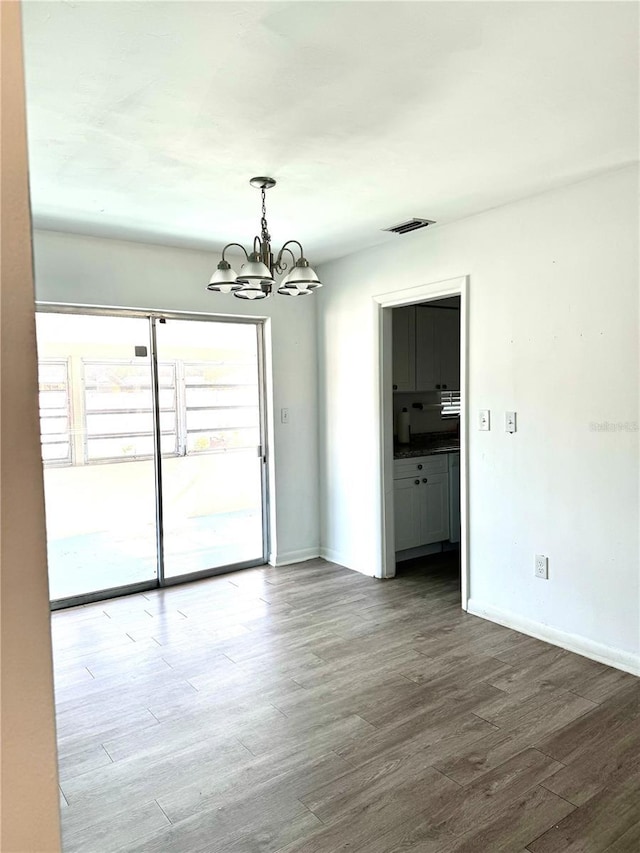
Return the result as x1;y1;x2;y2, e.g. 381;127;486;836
467;598;640;677
318;546;346;566
268;547;320;567
318;547;376;576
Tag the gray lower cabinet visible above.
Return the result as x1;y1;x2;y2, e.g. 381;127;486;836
394;456;450;551
448;452;460;544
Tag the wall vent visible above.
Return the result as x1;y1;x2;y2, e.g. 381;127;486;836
383;218;436;235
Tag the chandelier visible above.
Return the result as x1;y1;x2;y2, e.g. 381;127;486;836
206;177;322;300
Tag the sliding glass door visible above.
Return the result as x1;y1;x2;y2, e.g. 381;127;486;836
155;318;265;578
36;312;159;601
35;309;267;605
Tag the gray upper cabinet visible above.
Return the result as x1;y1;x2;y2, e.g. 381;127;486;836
416;306;461;391
392;306;416;392
438;308;461;391
415;307;439;391
394;305;460;393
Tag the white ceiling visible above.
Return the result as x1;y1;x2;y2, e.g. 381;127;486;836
22;1;638;264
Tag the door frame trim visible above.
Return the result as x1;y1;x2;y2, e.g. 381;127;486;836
36;303;271;608
373;275;469;611
35;302;264;325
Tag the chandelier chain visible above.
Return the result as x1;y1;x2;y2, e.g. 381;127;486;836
260;187;271;243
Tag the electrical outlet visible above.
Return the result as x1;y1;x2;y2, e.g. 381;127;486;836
535;554;549;579
280;408;289;424
479;409;490;431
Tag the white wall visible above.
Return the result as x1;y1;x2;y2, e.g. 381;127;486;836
0;2;62;849
317;164;639;670
32;230;320;565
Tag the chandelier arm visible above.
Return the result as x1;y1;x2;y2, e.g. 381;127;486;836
274;246;297;274
221;243;250;263
275;240;305;268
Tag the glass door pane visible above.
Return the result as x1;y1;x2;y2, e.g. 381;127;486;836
36;312;159;601
155;318;265;578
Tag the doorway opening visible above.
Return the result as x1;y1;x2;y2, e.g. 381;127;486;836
393;296;460;589
374;276;468;609
35;307;269;608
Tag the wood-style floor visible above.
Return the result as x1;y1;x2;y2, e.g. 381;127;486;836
51;555;639;853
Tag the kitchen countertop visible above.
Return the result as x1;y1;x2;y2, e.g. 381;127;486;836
394;432;460;459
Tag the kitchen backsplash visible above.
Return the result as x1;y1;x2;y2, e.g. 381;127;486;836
393;391;458;437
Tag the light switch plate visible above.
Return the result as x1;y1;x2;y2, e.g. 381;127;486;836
280;408;290;424
506;411;517;433
479;409;490;431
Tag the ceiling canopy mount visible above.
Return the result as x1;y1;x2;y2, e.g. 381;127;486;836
249;176;276;190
